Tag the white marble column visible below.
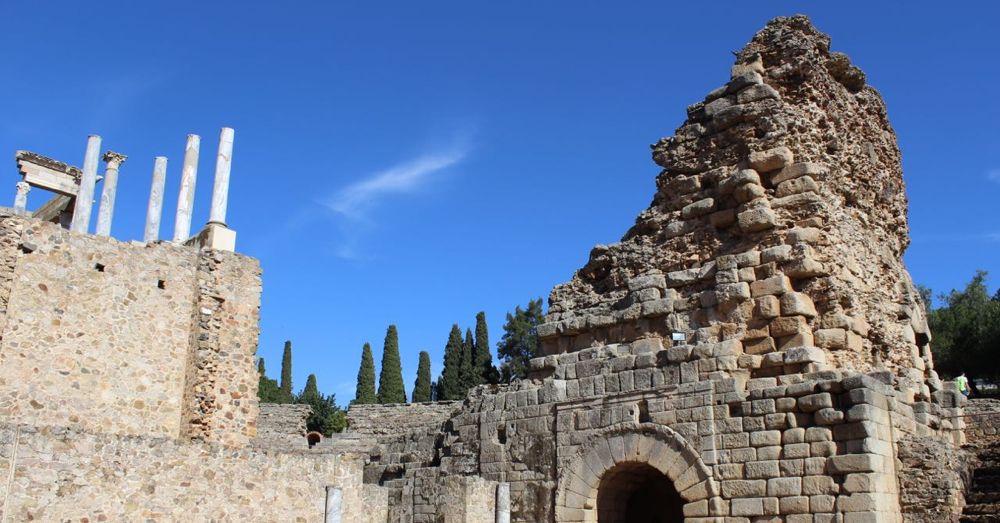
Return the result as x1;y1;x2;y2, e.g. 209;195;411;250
13;181;29;211
496;482;511;523
95;151;128;237
208;127;234;226
144;156;168;242
173;134;200;242
70;135;102;234
324;486;342;523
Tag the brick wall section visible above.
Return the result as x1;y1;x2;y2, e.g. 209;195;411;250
0;422;382;522
253;403;311;449
180;248;262;447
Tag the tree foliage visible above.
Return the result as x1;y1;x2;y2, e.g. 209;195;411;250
377;325;407;404
295;374;346;436
497;298;545;382
474;311;499;385
438;324;465;400
256;357;283;403
927;271;1000;383
354;342;377;405
279;340;294;403
412;351;433;403
460;328;477;391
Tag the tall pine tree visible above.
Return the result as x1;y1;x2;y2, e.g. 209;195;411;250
279;340;294;403
460;327;477;392
377;325;407;404
354;342;377;404
412;351;433;403
474;311;498;384
439;324;464;400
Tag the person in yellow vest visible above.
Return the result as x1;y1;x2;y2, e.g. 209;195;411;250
956;372;970;397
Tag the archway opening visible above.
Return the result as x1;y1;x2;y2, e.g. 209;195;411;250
597;462;684;523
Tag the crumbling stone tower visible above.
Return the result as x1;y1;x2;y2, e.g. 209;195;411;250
347;16;968;523
541;14;938;406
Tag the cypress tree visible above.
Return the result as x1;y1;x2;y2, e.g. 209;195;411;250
412;351;433;403
302;373;319;398
460;328;477;392
256;357;282;403
354;342;377;405
439;324;464;400
474;311;498;384
279;340;293;403
377;325;407;404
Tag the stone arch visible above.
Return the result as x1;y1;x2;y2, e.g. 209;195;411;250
554;423;716;522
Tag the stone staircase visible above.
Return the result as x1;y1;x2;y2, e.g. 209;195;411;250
962;442;1000;522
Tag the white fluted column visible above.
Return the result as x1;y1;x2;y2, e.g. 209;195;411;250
173;134;200;241
208;127;234;226
13;181;29;211
95;151;127;236
70;135;102;234
144;156;168;242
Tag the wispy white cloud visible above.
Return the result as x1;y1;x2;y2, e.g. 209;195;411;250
988;169;1000;184
321;130;473;259
326;144;468;220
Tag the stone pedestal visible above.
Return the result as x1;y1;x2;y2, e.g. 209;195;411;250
185;222;236;252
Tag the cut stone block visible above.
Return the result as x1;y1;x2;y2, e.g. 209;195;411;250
770;316;809;337
682;198;716;219
776;176;819;198
751;276;792;297
780;292;817;317
749;146;794;173
773;162;830;185
738;206;777;233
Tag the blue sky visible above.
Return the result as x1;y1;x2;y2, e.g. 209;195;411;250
2;2;998;404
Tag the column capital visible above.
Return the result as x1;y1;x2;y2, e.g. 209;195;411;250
102;151;128;168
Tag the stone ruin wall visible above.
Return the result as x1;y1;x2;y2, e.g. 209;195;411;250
351;16;969;523
254;402;311;449
0;210;261;446
0;422;375;522
539;16;937;399
347;401;462;437
0;210;387;522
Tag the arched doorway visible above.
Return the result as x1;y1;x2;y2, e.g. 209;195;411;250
554;425;714;522
597;462;684;523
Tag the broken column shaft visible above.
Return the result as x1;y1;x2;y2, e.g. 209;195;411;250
208;127;234;226
13;181;29;211
173;134;200;242
95;151;128;236
70;135;102;234
144;156;168;242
